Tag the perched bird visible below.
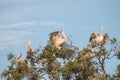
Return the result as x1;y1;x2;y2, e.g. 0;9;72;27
49;30;67;49
16;53;27;65
89;26;109;48
89;26;103;44
24;40;35;54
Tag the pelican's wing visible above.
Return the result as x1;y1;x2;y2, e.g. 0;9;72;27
49;31;59;40
103;33;109;43
16;53;22;60
89;32;96;42
49;31;59;36
100;33;109;48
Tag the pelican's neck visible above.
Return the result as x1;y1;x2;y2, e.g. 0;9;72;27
61;31;67;40
100;26;103;35
16;53;22;60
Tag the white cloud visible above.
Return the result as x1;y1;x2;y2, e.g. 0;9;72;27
0;21;37;29
0;21;63;29
40;21;63;26
0;22;34;50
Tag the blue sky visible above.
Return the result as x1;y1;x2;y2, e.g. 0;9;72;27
0;0;120;76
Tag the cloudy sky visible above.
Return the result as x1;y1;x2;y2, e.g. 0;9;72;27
0;0;120;76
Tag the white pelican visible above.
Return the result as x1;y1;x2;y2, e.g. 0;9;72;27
89;26;109;48
49;30;67;49
16;53;27;64
24;40;35;54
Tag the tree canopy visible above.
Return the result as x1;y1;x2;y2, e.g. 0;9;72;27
1;30;120;80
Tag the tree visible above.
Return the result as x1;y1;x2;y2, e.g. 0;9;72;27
1;31;120;80
112;38;120;80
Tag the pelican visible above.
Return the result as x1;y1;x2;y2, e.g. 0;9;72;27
16;53;27;64
89;26;109;48
24;40;35;54
49;30;67;49
89;26;103;44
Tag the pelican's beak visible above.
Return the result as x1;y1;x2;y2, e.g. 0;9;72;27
24;40;32;48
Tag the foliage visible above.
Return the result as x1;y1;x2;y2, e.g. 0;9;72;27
1;37;120;80
114;39;120;80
